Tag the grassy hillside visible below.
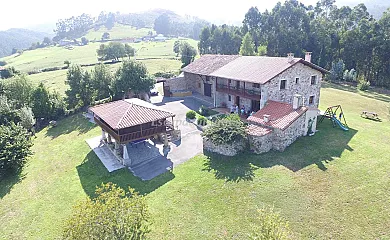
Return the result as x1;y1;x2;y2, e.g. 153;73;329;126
0;28;50;58
2;39;197;73
83;24;152;41
1;83;390;239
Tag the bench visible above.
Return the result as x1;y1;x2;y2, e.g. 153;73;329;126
361;111;379;119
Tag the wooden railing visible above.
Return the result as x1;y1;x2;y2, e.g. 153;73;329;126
119;126;166;143
216;84;261;100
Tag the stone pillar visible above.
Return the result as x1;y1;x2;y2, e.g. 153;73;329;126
213;79;217;107
114;141;120;155
163;133;169;147
101;129;107;141
107;134;112;143
122;144;130;166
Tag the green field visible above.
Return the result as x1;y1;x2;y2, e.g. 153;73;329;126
1;83;389;239
83;24;152;41
1;39;197;73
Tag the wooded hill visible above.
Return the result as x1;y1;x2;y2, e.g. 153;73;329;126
0;29;50;58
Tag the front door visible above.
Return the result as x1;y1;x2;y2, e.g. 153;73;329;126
204;83;212;97
251;100;260;112
236;96;240;107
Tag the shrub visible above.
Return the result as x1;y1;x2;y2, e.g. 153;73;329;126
186;110;196;119
0;60;7;66
203;115;246;145
63;183;150;240
197;116;208;126
251;206;292;240
357;75;370;91
0;123;33;178
199;105;209;116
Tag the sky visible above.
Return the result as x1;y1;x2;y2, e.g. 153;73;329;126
0;0;366;31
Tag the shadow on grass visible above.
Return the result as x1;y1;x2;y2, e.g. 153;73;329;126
45;114;95;139
322;82;390;103
76;151;174;198
0;173;25;199
202;119;357;181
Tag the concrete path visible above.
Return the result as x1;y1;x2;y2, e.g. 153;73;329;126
86;136;125;172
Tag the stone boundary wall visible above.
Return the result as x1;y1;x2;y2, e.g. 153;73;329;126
203;137;246;156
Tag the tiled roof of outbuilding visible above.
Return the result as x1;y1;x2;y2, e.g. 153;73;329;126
90;98;175;130
246;124;273;136
247;100;308;130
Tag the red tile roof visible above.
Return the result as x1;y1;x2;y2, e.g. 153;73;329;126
90;98;175;130
247;100;308;130
246;124;273;136
182;54;328;84
182;54;240;75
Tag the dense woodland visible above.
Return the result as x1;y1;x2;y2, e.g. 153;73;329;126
199;0;390;88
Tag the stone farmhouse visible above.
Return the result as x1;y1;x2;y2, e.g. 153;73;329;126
165;53;329;154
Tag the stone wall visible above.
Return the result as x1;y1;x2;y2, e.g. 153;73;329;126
164;76;187;92
264;63;322;108
183;72;215;103
203;137;246;156
248;133;273;154
271;113;306;151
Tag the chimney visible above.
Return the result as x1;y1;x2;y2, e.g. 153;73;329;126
293;94;303;109
287;53;294;63
263;114;270;123
305;52;312;63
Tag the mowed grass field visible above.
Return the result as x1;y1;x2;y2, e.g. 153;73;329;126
1;83;390;239
83;24;152;40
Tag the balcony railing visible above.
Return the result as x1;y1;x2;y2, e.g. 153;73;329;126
216;84;261;100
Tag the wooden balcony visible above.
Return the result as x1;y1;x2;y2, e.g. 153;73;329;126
216;83;261;100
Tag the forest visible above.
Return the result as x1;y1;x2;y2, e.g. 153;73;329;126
199;0;390;88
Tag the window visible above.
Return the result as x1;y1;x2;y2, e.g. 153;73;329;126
295;77;300;84
228;95;231;101
198;82;201;88
280;80;287;90
228;79;232;84
311;75;317;85
309;95;315;105
253;83;260;88
206;76;210;82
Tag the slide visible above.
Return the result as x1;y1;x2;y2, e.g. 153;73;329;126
331;116;349;131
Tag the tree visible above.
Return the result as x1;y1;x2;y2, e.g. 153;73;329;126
0;66;19;79
180;42;197;68
3;75;34;108
81;37;89;45
91;64;113;100
64;60;71;68
101;32;110;40
239;32;256;56
65;65;84;109
32;83;52;120
97;42;127;61
329;59;345;82
42;37;52;46
0;123;33;178
154;14;171;35
124;44;135;59
203;114;246;145
0;96;20;126
62;183;150;240
79;71;95;107
18;107;35;130
257;45;267;56
173;40;181;56
114;60;155;98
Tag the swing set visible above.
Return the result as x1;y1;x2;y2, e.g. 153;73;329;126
319;105;348;131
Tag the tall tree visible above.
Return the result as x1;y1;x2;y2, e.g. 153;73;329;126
239;32;256;56
114;60;155;99
65;65;84;109
180;42;197;67
154;14;171;35
91;64;112;100
3;75;34;109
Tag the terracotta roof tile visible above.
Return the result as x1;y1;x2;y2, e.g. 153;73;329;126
181;54;240;75
246;124;273;136
182;54;328;84
247;100;307;130
90;98;175;130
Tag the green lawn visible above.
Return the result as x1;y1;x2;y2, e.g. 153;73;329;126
1;83;389;239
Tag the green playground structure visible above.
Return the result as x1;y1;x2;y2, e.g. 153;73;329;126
319;105;349;131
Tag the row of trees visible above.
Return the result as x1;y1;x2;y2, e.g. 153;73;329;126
198;0;390;88
65;61;155;109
